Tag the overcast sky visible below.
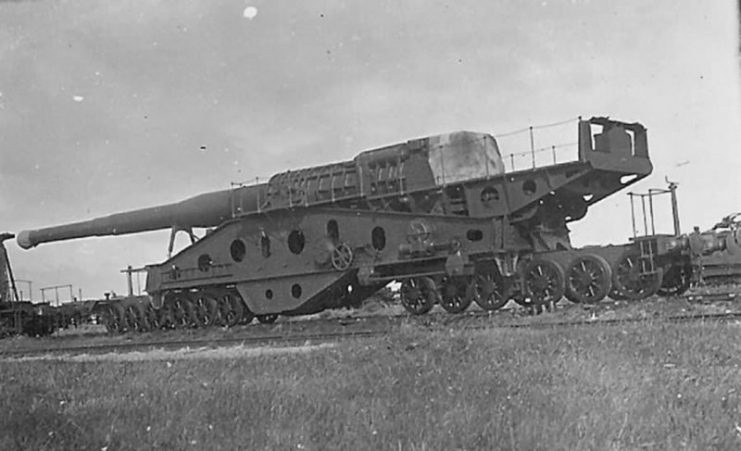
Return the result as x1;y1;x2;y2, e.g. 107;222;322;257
1;0;739;301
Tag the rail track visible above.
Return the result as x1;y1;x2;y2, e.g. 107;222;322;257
683;291;738;302
2;291;740;358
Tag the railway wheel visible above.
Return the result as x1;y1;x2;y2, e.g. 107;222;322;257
400;277;437;315
204;296;221;326
257;314;278;324
217;292;245;327
216;295;231;326
101;306;113;333
473;268;509;311
186;298;201;328
523;258;565;306
657;264;691;297
229;294;246;326
157;303;175;329
124;304;142;332
213;298;228;327
172;297;193;328
145;305;161;330
439;276;474;314
105;304;125;334
612;251;662;301
565;254;613;304
135;303;153;332
193;295;218;328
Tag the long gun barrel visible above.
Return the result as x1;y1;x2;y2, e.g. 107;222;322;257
17;186;265;249
18;118;650;253
16;130;503;250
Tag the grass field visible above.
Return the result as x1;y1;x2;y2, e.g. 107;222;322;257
2;320;741;450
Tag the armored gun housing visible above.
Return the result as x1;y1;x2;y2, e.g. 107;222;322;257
17;117;657;332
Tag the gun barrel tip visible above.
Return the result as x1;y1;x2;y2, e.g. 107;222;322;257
16;230;33;249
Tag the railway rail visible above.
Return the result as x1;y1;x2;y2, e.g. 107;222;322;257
2;292;740;358
684;291;738;303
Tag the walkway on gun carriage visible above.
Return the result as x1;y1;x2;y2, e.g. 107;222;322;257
1;287;740;358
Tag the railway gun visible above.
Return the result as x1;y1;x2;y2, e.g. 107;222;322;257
17;117;663;333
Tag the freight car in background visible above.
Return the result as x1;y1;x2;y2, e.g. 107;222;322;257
623;182;741;298
1;231;123;337
0;233;65;336
0;296;104;338
16;116;708;334
701;212;741;282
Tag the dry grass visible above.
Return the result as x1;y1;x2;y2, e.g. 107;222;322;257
1;343;336;363
2;320;741;450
